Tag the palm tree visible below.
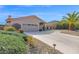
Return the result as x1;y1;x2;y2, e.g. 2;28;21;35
59;20;67;29
62;11;79;31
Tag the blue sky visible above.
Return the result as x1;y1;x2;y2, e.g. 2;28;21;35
0;5;79;24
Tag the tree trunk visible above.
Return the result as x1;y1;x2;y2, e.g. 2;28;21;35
68;23;71;31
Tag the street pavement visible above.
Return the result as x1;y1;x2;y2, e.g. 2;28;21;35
25;30;79;54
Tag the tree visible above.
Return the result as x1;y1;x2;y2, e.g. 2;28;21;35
59;20;68;29
62;11;79;31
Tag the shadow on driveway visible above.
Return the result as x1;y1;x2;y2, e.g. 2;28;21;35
25;30;54;35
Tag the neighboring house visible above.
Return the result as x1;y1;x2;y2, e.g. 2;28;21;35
6;15;51;32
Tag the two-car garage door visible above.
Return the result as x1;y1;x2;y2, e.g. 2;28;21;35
22;24;39;32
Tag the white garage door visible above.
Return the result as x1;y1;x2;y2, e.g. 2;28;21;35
22;24;39;32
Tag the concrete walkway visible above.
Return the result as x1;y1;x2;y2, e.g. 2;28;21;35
25;30;79;54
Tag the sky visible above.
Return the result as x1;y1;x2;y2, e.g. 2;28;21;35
0;5;79;24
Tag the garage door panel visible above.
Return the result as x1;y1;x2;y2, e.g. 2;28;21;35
22;24;39;32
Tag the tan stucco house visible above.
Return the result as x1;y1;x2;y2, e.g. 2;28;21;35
6;15;52;32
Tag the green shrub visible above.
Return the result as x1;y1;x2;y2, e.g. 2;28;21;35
0;30;26;38
75;23;79;30
0;31;28;54
19;29;24;33
4;26;16;31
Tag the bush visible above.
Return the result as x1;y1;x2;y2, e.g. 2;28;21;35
27;36;34;45
0;30;28;54
75;23;79;30
19;29;24;33
4;26;16;31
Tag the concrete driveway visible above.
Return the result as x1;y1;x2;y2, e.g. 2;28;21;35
25;30;79;54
